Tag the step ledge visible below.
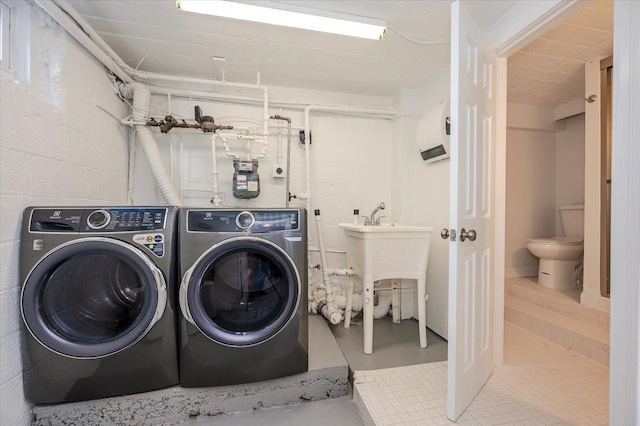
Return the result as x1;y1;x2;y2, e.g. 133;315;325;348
506;279;609;327
505;296;609;345
32;315;348;426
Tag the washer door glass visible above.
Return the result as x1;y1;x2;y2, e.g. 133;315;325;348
22;239;161;358
188;238;299;346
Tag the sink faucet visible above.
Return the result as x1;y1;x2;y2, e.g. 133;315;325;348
364;202;385;225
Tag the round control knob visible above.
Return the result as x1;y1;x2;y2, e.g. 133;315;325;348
87;210;111;230
235;211;255;229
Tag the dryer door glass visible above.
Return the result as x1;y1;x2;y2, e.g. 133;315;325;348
22;239;161;358
188;239;299;346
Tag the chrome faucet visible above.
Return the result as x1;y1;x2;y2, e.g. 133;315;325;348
363;202;385;225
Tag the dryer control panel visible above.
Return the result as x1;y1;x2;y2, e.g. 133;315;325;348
188;210;299;233
29;208;167;232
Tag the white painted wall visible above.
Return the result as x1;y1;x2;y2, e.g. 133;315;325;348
505;104;557;278
0;4;129;425
415;66;451;339
130;87;394;301
389;65;450;339
505;103;587;279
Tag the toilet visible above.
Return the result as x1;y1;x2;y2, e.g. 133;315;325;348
526;205;584;290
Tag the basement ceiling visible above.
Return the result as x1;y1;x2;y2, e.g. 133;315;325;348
508;0;613;106
68;0;613;107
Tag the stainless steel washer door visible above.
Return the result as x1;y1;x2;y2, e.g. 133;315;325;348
180;236;300;347
21;237;167;359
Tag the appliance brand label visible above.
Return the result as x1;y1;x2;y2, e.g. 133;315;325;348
284;232;302;242
133;233;164;257
33;239;44;250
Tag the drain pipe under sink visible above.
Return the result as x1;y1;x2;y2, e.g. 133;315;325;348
313;210;342;324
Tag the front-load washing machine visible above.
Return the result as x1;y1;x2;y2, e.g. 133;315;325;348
178;208;308;387
20;207;179;404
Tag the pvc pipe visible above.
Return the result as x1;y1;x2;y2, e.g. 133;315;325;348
308;247;347;254
373;293;392;319
344;274;355;328
169;133;174;182
37;1;398;124
120;82;182;206
134;71;271;137
52;0;132;79
392;279;401;324
325;269;355;276
335;294;363;312
316;300;342;325
211;135;222;207
276;110;283;165
263;90;269;137
132;70;268;92
313;210;342;325
149;87;397;119
180;137;185;201
36;0;132;83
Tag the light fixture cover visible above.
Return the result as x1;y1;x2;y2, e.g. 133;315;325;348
176;1;386;40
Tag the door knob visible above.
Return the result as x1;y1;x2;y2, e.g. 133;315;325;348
459;228;477;242
441;228;456;241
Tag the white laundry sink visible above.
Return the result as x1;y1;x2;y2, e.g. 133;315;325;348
339;223;434;233
338;223;434;280
339;222;434;354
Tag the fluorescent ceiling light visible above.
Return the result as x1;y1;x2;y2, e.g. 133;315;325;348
176;1;386;40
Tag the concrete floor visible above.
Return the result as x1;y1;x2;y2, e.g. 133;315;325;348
183;314;448;425
186;394;363;426
329;315;448;371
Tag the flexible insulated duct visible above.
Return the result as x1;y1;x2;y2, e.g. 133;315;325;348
121;82;182;206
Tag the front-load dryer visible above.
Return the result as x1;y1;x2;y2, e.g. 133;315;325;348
20;207;179;404
178;208;308;387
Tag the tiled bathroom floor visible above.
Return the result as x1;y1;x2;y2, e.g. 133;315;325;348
354;322;609;425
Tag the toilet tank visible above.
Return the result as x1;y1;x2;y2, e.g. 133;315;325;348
559;204;585;239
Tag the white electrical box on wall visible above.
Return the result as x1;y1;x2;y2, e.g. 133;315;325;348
417;99;450;164
272;164;285;178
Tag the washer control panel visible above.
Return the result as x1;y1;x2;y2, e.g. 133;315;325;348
29;208;167;232
188;209;299;233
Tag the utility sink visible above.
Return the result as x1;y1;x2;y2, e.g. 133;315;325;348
339;223;434;234
339;223;434;354
338;223;434;280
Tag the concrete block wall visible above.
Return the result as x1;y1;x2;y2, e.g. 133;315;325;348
0;4;129;425
131;88;395;294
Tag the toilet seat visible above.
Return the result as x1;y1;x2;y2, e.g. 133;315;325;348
527;237;583;246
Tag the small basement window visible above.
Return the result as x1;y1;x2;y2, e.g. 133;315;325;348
0;0;29;82
0;0;10;72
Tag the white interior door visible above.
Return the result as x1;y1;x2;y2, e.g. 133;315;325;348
447;1;497;421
